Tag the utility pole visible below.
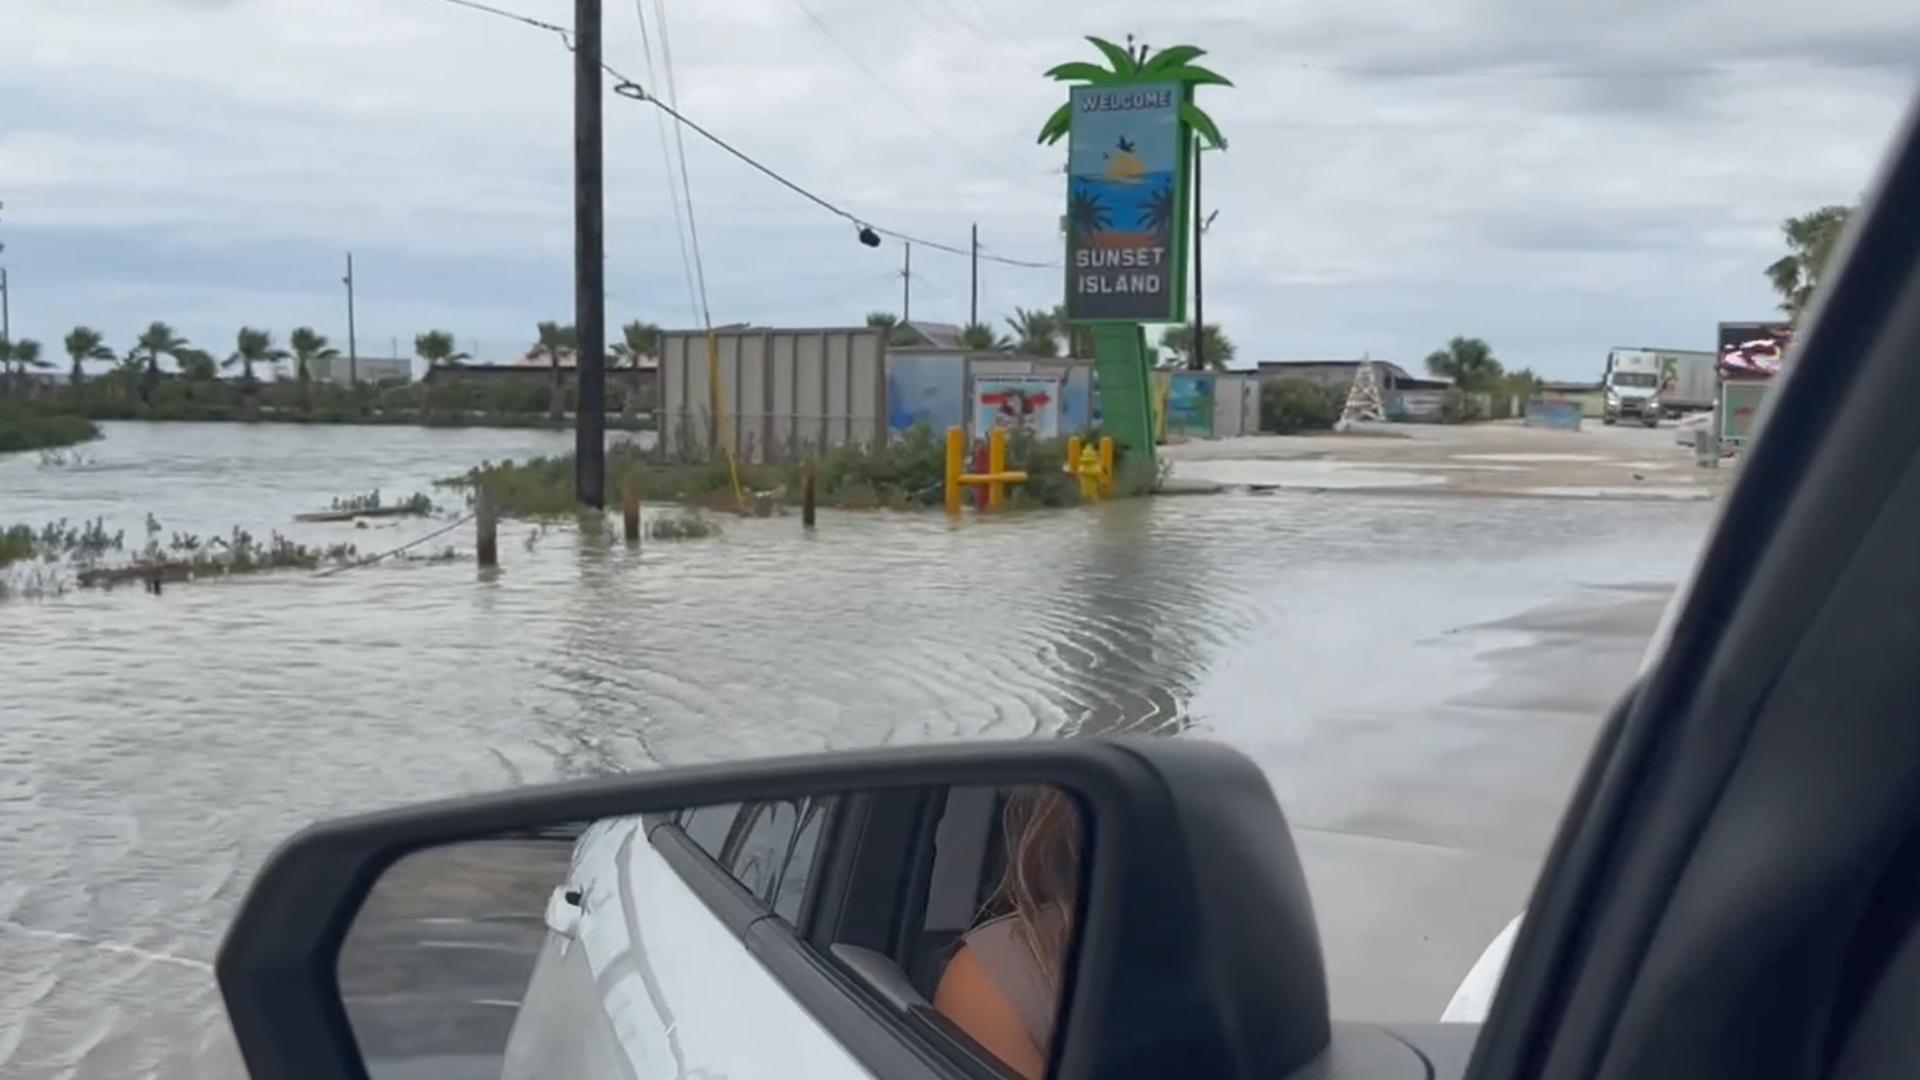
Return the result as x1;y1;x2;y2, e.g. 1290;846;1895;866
1;199;10;341
574;0;608;508
343;252;358;386
969;224;979;327
1189;136;1205;371
901;242;912;325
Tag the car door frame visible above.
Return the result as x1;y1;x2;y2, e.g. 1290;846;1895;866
1466;94;1920;1080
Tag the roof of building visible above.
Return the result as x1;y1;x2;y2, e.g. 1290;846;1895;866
1258;357;1450;389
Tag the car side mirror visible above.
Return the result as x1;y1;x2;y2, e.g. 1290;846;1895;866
218;738;1332;1080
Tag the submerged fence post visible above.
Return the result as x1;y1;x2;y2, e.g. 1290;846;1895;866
802;461;818;529
623;472;641;543
476;487;498;567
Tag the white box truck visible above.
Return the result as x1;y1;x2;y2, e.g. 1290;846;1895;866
1652;349;1718;417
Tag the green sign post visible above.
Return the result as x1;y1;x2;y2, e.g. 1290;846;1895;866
1038;38;1229;466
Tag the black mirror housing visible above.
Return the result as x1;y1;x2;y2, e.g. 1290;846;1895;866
218;737;1330;1080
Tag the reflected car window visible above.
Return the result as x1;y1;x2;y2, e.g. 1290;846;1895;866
772;798;833;923
680;803;740;859
727;800;802;903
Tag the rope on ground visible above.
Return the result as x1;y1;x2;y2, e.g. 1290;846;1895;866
313;510;478;578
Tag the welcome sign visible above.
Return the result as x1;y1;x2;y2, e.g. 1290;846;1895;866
1063;83;1187;323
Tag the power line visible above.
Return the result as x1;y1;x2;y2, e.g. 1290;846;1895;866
427;0;1058;269
434;0;567;36
776;0;1024;186
630;0;700;323
648;0;713;328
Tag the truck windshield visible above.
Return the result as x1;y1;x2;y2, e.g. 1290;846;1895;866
1612;373;1658;388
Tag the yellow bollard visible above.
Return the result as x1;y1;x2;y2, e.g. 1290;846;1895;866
944;427;965;515
1077;442;1104;502
1065;436;1083;476
987;428;1008;511
1098;437;1116;496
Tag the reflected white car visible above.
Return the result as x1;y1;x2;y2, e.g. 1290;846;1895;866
500;790;1027;1080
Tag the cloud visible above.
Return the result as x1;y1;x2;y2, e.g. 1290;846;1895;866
1;0;1914;377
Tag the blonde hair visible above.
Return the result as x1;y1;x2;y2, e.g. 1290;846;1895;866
988;786;1082;986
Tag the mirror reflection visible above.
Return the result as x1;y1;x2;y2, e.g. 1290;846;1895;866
339;783;1085;1080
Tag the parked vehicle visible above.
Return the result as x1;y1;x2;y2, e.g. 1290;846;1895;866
1651;349;1718;416
1601;348;1663;426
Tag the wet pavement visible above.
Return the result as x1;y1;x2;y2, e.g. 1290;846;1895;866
0;421;1717;1077
1167;419;1731;501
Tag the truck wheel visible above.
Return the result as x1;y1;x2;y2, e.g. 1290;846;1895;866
1604;416;1617;426
1643;415;1659;428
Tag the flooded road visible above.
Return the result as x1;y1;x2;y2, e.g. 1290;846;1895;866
0;422;1717;1077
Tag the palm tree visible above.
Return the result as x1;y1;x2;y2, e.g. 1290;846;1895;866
1037;38;1232;151
1424;336;1504;392
1160;324;1235;370
528;321;577;419
63;327;114;389
1766;204;1852;319
1140;184;1179;232
108;348;145;403
1005;308;1061;358
960;321;1008;351
223;327;289;403
4;338;49;396
1067;189;1112;239
289;327;341;390
177;348;218;397
414;329;469;413
609;320;661;416
134;321;192;406
862;311;925;347
413;329;467;373
1051;305;1095;358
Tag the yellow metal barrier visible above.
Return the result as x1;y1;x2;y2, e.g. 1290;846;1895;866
1063;435;1117;501
945;427;1029;514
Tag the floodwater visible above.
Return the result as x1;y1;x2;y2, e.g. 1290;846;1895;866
0;422;1718;1078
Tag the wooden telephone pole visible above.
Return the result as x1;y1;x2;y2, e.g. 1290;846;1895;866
574;0;608;508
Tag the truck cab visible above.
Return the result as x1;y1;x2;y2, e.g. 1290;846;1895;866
1603;348;1663;426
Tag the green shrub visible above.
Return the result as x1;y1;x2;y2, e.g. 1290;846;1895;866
1440;387;1485;424
1260;378;1341;433
0;407;101;453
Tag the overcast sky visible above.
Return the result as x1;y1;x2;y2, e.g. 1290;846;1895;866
3;0;1916;378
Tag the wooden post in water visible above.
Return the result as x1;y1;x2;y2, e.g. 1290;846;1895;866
622;472;641;543
476;487;499;567
802;462;818;529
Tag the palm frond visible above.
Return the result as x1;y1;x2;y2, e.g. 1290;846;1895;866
1181;103;1228;150
1037;102;1072;146
1044;61;1118;85
1142;45;1206;74
1161;63;1233;88
1085;36;1137;77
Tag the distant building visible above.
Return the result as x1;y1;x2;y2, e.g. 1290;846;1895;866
309;355;413;385
1256;358;1450;392
897;321;966;349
